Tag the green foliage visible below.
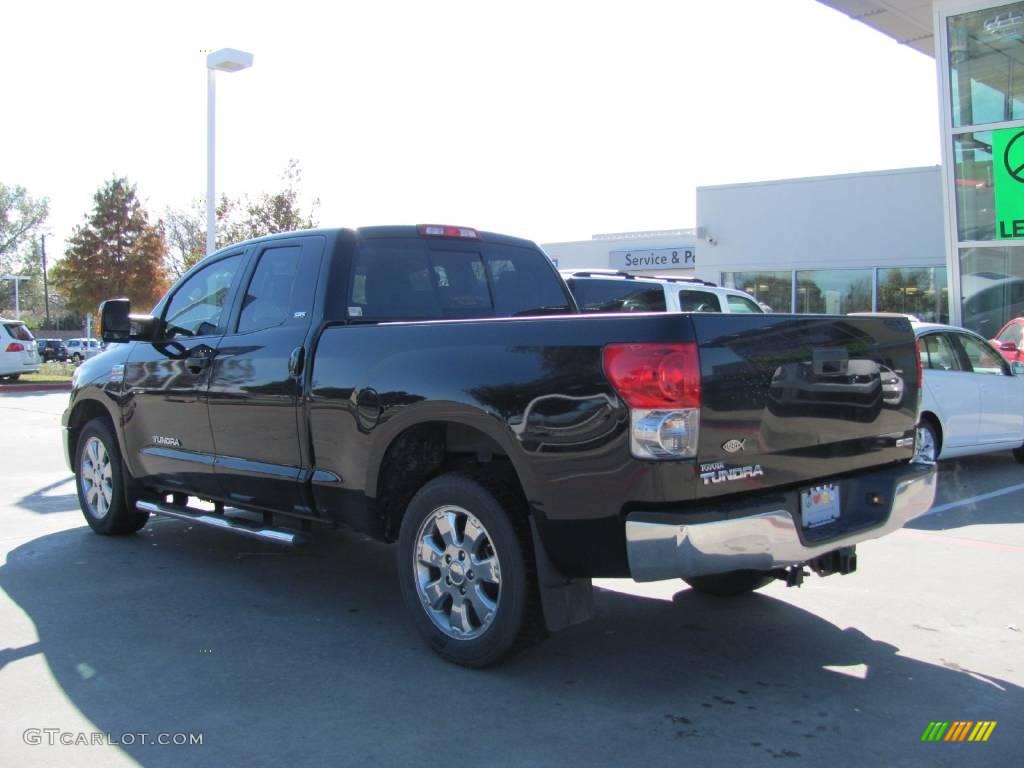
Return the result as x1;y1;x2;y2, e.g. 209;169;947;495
163;159;320;280
218;159;320;246
0;182;50;274
52;177;170;316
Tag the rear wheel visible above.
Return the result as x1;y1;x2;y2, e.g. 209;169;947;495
914;419;939;463
75;418;149;535
0;374;20;382
397;471;542;667
684;570;775;596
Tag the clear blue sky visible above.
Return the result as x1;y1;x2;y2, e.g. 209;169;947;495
1;0;940;257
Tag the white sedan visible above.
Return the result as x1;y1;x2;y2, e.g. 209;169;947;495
914;321;1024;463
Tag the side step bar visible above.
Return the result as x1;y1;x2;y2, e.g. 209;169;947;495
136;500;305;546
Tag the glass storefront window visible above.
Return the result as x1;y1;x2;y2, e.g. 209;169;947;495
877;267;949;323
953;132;995;240
795;270;872;314
722;271;791;312
960;245;1024;334
949;3;1024;128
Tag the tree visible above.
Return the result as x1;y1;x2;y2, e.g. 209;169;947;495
163;201;206;280
52;177;170;316
162;159;320;281
220;158;320;245
0;182;49;275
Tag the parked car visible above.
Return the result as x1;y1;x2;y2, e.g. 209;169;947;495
65;338;102;363
915;321;1024;463
990;317;1024;364
36;338;69;363
1;319;41;381
560;270;765;314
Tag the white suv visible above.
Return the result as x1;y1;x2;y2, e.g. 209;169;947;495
560;270;765;314
1;319;41;381
66;338;103;363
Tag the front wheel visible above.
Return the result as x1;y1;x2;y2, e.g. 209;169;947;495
684;570;776;596
75;418;149;535
397;471;542;667
72;353;82;363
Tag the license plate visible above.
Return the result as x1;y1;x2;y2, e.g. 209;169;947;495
801;484;840;528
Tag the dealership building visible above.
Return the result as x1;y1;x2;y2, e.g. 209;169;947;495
545;1;1024;336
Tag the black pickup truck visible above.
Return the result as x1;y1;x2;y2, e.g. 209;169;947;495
63;225;936;666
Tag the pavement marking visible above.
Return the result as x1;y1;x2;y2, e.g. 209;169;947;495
924;481;1024;516
900;529;1024;552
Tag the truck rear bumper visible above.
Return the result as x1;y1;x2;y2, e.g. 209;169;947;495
624;461;936;582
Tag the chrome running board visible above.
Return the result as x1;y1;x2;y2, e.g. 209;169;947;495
136;500;304;546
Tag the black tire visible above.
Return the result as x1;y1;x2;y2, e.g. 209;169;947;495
75;418;149;535
397;470;543;667
684;570;775;597
73;353;82;363
1014;445;1024;464
1;374;20;382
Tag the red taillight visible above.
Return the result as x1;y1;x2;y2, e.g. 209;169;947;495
6;342;25;352
603;342;701;408
417;224;480;239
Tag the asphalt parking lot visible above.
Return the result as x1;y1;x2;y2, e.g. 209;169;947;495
0;391;1021;767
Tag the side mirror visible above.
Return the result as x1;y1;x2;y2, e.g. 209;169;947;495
999;340;1019;352
99;298;158;343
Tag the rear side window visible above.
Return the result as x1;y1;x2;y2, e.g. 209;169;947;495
678;290;721;312
920;333;961;372
570;279;667;312
4;323;33;342
238;245;320;333
726;294;763;313
349;239;570;320
998;323;1023;345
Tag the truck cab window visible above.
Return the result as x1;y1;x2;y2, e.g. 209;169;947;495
162;254;243;338
238;245;312;333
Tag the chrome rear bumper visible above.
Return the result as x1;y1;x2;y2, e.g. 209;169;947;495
625;462;936;582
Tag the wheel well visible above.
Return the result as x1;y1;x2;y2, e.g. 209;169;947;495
920;411;943;454
375;422;522;541
67;400;115;467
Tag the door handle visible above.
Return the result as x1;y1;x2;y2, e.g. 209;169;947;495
288;346;305;377
185;345;218;375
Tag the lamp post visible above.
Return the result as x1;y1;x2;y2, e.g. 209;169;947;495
40;233;51;326
1;275;30;320
206;48;254;257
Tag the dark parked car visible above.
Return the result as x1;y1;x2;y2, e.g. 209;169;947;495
36;338;69;362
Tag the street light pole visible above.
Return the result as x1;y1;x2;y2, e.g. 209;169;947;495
1;275;30;320
40;233;51;326
205;48;254;257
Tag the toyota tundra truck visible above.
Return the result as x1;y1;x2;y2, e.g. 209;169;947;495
62;225;936;666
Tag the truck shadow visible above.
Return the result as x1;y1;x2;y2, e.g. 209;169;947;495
1;520;1020;767
16;477;79;514
908;453;1024;530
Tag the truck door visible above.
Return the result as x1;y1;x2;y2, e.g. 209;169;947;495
206;236;324;514
122;251;247;498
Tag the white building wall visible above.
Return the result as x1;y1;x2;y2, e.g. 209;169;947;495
695;166;945;283
542;231;697;276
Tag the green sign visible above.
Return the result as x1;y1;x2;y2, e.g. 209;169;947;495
993;126;1024;239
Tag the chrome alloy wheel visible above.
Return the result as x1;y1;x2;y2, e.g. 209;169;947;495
80;435;114;519
413;505;502;640
913;423;937;464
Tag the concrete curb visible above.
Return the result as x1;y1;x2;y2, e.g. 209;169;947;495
0;382;73;393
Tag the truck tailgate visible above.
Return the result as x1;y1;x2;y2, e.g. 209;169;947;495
690;313;919;498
